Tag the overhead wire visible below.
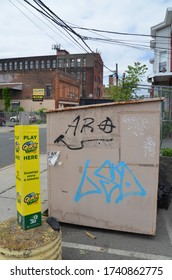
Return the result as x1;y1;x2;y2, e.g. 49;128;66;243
21;0;114;72
9;0;105;74
10;0;171;78
9;0;56;42
12;0;87;54
63;18;172;64
26;0;92;53
71;25;172;39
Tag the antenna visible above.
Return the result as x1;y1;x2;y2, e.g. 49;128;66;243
52;44;61;51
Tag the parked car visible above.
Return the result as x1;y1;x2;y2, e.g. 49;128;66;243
10;114;37;123
10;115;19;122
29;114;37;123
0;113;6;126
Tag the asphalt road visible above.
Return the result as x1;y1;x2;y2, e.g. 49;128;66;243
0;127;46;168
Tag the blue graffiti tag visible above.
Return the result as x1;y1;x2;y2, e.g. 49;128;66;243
74;160;147;203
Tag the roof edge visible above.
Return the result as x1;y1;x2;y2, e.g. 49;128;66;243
151;8;172;36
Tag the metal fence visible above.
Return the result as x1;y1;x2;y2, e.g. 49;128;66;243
0;110;46;126
153;86;172;148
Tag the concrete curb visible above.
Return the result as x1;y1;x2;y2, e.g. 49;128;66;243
0;164;15;171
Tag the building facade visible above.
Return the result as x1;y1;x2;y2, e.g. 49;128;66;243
148;8;172;117
148;8;172;90
0;50;103;111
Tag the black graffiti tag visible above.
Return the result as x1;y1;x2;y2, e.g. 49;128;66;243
98;117;116;133
80;118;94;133
65;115;80;136
65;116;95;136
54;115;116;150
54;135;113;150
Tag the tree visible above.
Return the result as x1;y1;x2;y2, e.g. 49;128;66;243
2;87;11;111
107;62;148;101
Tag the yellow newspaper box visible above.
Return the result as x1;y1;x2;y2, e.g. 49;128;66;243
15;125;41;230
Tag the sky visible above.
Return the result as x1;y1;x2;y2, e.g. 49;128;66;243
0;0;171;86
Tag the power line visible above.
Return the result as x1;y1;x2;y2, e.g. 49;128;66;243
12;0;87;54
72;25;172;39
10;0;170;77
19;0;114;73
30;0;92;53
9;0;58;43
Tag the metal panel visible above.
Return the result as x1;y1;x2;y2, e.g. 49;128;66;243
47;98;162;235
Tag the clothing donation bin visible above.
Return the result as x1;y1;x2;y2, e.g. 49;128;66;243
47;98;163;235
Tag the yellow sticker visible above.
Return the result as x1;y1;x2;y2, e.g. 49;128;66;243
15;125;41;229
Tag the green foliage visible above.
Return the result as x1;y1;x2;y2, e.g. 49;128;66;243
161;148;172;157
2;87;11;111
36;120;42;124
18;107;25;112
107;62;148;101
161;112;172;139
161;121;172;139
38;108;47;114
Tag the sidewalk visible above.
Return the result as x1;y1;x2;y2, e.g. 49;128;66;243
0;154;48;223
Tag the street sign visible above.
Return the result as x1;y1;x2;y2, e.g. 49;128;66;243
32;89;44;102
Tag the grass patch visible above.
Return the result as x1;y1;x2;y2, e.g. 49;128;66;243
160;148;172;157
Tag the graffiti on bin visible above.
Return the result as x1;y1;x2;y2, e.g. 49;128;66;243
122;115;156;158
74;160;147;203
122;115;150;136
143;136;156;157
54;115;116;150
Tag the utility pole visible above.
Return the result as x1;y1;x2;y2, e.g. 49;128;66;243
108;63;118;86
115;63;118;86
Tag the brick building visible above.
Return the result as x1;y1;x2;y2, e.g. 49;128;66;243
0;68;80;111
0;49;103;111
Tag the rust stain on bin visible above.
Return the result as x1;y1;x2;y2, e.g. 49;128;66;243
47;98;163;235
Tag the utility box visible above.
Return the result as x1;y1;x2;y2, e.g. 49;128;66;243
47;98;162;235
15;125;42;230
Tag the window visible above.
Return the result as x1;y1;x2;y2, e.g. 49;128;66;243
46;84;51;97
30;61;34;69
70;58;75;67
82;83;86;97
65;59;69;68
76;71;81;79
0;63;2;71
35;60;39;69
82;70;86;81
97;87;101;98
77;58;81;67
19;61;23;70
41;60;45;69
159;51;167;72
4;63;7;71
47;60;51;69
83;57;86;67
9;62;13;71
25;61;28;70
52;59;56;69
58;59;63;68
14;61;17;70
